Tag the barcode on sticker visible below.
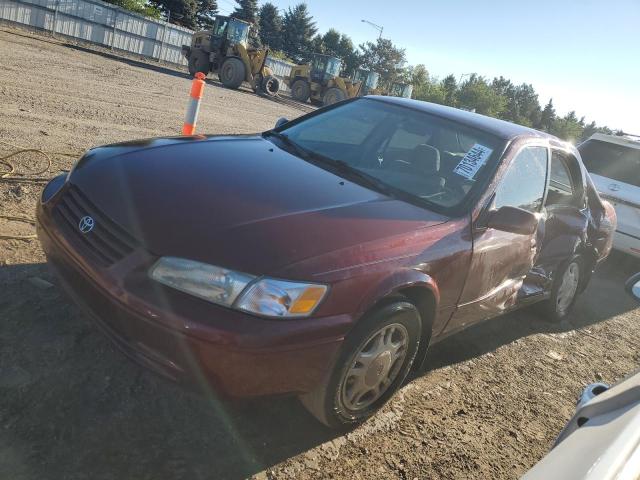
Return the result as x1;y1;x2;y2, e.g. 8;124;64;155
453;144;493;180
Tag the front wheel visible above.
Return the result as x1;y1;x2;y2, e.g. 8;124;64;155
219;57;245;89
290;79;311;102
188;52;210;77
300;300;422;428
539;256;583;322
322;87;347;106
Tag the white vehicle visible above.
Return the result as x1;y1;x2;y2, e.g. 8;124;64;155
524;273;640;480
578;133;640;258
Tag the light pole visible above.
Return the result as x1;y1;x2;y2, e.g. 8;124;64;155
361;19;383;39
458;73;473;84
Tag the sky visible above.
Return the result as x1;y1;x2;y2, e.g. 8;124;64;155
218;0;639;133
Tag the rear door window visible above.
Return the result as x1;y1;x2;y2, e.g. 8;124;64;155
545;151;579;207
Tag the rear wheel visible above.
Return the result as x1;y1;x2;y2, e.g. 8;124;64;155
290;79;311;102
300;300;422;428
539;256;583;322
219;57;245;89
261;75;280;96
322;87;347;106
188;52;210;77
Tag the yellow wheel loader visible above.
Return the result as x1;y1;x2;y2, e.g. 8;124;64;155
352;69;381;95
286;54;362;106
353;69;414;98
181;16;280;96
388;82;414;98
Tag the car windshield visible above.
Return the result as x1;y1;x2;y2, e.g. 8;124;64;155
366;72;379;89
326;57;341;77
579;139;640;188
227;20;249;45
278;98;505;212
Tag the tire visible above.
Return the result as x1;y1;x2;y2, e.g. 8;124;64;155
538;256;583;322
322;87;347;106
219;57;245;89
261;75;280;96
300;300;422;428
290;79;311;102
188;52;210;77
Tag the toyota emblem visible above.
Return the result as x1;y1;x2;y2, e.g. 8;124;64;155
78;215;95;234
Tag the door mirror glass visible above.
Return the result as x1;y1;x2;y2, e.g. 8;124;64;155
487;206;539;235
275;117;289;129
626;273;640;303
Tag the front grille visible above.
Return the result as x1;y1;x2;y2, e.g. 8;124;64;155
53;186;138;266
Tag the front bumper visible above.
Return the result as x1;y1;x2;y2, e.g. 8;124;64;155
36;190;348;397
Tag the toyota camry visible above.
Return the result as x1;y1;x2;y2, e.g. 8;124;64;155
36;97;616;428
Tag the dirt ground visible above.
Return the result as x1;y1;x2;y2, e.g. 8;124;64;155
1;27;640;480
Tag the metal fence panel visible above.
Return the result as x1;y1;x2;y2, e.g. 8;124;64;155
265;57;294;92
0;0;192;65
0;0;297;86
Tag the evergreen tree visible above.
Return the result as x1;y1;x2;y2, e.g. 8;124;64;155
233;0;258;23
196;0;217;28
337;34;359;76
358;37;406;87
258;2;282;51
281;3;317;62
540;99;556;132
458;74;506;117
441;74;458;107
104;0;161;18
150;0;199;28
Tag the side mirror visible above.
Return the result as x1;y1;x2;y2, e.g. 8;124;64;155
626;273;640;303
274;117;289;129
487;206;539;235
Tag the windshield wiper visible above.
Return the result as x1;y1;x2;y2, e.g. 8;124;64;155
328;160;398;197
263;131;397;198
262;131;314;160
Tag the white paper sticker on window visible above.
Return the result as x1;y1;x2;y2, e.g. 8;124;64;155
453;144;493;180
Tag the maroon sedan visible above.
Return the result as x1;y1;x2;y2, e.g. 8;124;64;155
37;97;615;427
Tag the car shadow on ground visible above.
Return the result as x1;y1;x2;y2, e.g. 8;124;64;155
0;253;638;479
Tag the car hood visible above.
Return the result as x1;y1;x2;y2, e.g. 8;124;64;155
69;135;448;275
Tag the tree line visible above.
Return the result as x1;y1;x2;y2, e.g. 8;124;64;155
103;0;617;142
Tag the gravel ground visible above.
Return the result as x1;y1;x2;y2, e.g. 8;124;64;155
1;27;640;480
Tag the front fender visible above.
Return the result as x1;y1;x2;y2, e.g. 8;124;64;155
353;268;439;372
355;268;439;324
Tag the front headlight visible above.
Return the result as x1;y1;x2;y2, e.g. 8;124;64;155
236;279;327;318
149;257;328;318
149;257;255;307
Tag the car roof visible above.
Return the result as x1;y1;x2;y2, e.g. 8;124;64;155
367;96;557;142
586;133;640;150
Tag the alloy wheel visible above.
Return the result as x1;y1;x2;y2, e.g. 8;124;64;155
557;262;579;315
341;323;409;411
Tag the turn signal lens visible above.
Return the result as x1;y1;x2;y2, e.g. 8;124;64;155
289;286;328;314
236;279;328;318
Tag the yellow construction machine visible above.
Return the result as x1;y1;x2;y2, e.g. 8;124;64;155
286;54;363;106
352;68;381;95
182;16;279;96
353;68;414;98
388;82;414;98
